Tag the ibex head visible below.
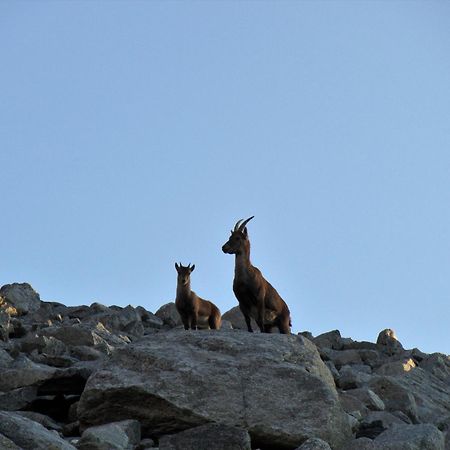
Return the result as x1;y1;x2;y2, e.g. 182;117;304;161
175;262;195;286
222;216;254;255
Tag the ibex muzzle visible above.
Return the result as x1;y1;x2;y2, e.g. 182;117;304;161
222;217;292;334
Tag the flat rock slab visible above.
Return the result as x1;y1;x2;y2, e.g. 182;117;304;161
78;330;351;449
159;424;251;450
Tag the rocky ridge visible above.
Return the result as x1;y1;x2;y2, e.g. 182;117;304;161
0;282;449;450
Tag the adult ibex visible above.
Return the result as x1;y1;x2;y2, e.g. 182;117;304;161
222;217;292;334
175;263;222;330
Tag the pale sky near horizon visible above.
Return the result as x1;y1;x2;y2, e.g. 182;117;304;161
1;2;449;354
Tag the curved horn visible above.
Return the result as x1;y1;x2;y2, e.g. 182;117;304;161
234;218;244;231
238;216;254;232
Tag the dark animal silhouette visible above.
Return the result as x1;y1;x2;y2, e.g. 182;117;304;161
222;217;291;334
175;263;222;330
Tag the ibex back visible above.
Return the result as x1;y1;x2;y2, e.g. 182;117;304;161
222;217;292;334
175;263;222;330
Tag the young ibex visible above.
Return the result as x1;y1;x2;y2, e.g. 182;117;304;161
175;263;222;330
222;217;292;334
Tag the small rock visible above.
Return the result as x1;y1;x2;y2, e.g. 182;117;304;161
313;330;343;350
295;437;332;449
77;419;141;450
344;437;378;449
374;423;445;449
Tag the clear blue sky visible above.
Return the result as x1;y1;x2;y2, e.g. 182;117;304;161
1;2;449;354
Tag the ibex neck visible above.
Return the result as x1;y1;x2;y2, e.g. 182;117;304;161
235;251;252;276
176;282;191;298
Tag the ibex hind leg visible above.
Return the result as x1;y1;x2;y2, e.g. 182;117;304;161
277;316;291;334
208;312;221;330
264;324;273;333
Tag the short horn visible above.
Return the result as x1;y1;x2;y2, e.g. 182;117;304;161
234;219;244;231
238;216;254;231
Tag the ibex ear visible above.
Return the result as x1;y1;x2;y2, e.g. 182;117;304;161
175;263;180;272
243;227;249;238
190;264;195;272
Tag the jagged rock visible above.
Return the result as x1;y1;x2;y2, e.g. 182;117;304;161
9;317;27;338
295;437;332;449
374;423;445;449
62;421;80;437
221;305;258;331
325;349;363;369
375;358;416;376
0;283;41;316
376;329;404;355
0;385;38;410
136;306;164;329
15;410;63;431
39;322;128;351
0;356;56;391
0;347;14;368
77;419;141;450
0;307;12;341
339;391;370;417
420;353;450;383
356;410;408;439
0;433;21;450
369;376;419;423
155;302;182;328
337;365;372;389
343;388;385;411
370;368;450;425
70;345;104;361
158;424;251;450
0;411;76;449
85;304;145;338
78;331;351;449
324;360;340;382
313;330;343;350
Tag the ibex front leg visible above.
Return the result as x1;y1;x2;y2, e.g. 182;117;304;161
191;311;198;330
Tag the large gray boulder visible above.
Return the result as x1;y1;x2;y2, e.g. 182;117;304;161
0;411;76;449
0;283;41;315
155;302;182;328
221;305;258;331
78;330;351;449
159;424;251;450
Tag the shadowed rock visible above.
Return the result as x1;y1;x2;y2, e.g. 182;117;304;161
159;424;251;450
